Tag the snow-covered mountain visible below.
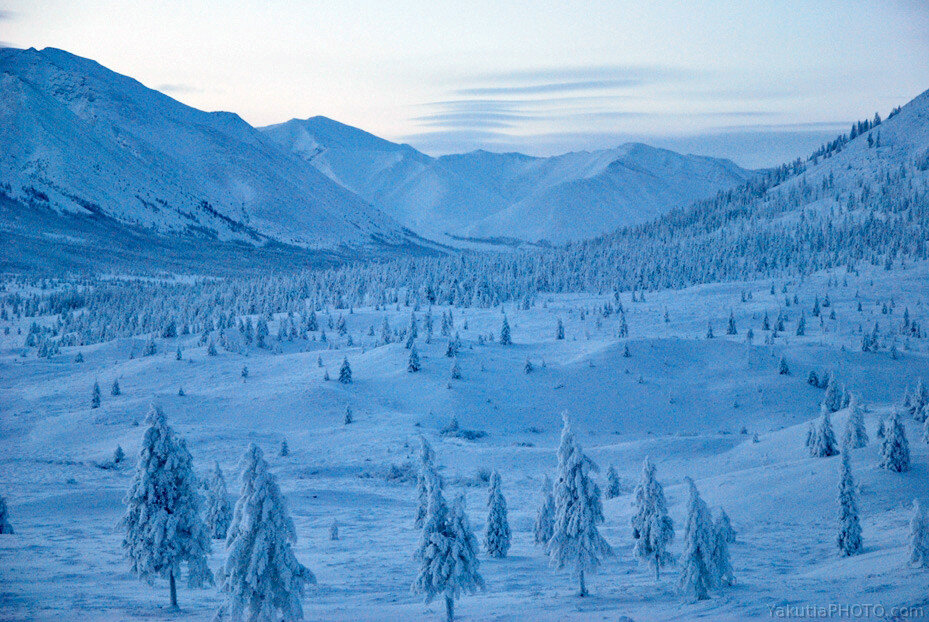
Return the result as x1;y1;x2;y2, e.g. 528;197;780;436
0;47;407;250
262;118;751;244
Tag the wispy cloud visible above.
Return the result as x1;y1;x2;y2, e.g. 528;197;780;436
0;10;16;21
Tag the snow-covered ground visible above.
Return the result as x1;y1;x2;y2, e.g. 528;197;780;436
2;262;929;621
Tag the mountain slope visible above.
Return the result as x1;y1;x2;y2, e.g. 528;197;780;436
262;119;751;244
0;47;406;250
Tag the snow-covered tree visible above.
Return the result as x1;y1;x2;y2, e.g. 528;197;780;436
710;512;734;587
484;470;511;558
338;357;352;384
450;358;461;380
778;356;790;375
91;380;101;409
0;495;13;534
631;459;674;580
205;462;233;540
879;412;910;472
605;465;622;499
279;439;289;457
111;378;121;396
547;413;612;596
121;405;213;609
499;315;512;346
556;318;565;340
343;406;353;425
412;473;484;622
842;395;868;449
908;500;929;568
533;476;555;546
822;373;843;413
408;345;421;373
678;478;715;601
837;454;862;556
113;445;126;465
809;407;840;457
714;509;735;544
216;444;315;622
415;436;438;528
329;520;339;541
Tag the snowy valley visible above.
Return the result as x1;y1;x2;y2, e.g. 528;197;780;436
1;35;929;622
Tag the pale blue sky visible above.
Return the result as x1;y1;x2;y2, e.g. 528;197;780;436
3;0;928;166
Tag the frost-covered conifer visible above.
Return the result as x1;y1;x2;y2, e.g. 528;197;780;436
842;395;868;449
91;380;101;409
499;315;512;346
908;500;929;568
779;356;790;375
207;340;217;356
415;436;438;528
0;495;13;534
726;311;737;335
217;444;314;621
837;454;862;556
533;476;555;546
329;520;339;541
339;357;352;384
408;345;421;373
556;318;565;340
547;413;612;596
605;465;622;499
710;514;734;587
113;445;125;465
176;346;183;360
111;378;121;396
678;478;715;601
879;412;910;472
122;406;213;608
823;374;843;413
343;406;353;425
412;473;484;622
524;358;534;374
484;471;511;558
450;358;461;380
205;462;233;540
809;407;840;457
877;418;886;439
715;509;735;544
631;459;674;580
279;439;289;457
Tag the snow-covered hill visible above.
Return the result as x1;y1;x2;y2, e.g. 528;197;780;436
0;47;407;250
261;119;750;244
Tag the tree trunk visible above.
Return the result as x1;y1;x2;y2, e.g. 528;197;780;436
445;594;455;622
169;569;178;609
578;569;587;597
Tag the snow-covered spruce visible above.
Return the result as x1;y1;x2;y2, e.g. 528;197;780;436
809;406;840;457
415;436;438;528
605;464;622;499
879;412;910;472
837;453;863;556
412;472;484;622
715;509;736;544
822;374;843;413
908;500;929;569
91;379;101;409
216;443;315;622
205;461;233;540
408;345;421;373
842;395;868;449
121;405;213;609
484;470;511;558
533;476;555;546
547;413;612;596
631;458;674;580
499;315;512;346
339;357;352;384
678;478;715;601
0;495;13;534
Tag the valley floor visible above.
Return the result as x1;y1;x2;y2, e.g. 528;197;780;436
2;263;929;621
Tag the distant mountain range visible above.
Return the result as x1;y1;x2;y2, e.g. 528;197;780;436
261;117;750;244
